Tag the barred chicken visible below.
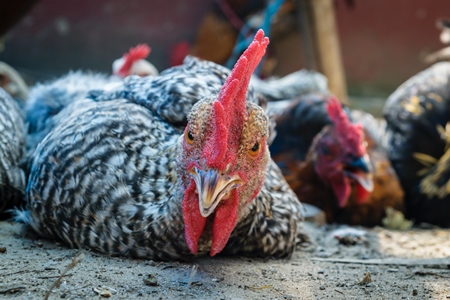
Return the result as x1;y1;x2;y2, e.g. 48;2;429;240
384;62;450;227
18;30;303;260
0;88;26;218
270;94;404;226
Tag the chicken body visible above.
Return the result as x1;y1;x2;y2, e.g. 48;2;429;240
384;62;450;226
27;44;160;155
0;88;26;218
26;71;118;154
20;34;303;260
270;94;404;226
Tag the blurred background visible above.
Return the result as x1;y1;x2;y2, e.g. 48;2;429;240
0;0;448;115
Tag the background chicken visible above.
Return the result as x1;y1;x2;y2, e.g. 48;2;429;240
0;61;29;102
112;43;159;78
423;19;450;65
269;94;404;226
384;61;450;227
0;88;26;219
18;30;304;260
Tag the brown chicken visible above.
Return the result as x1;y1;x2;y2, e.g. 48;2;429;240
269;94;404;226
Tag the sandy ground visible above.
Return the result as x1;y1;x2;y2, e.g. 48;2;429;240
1;220;450;300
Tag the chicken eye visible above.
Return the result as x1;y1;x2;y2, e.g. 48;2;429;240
185;129;194;145
249;141;261;157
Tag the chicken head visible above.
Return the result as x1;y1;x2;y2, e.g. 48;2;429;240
179;29;271;256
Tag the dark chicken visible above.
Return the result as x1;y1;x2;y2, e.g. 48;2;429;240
18;30;303;260
270;94;404;226
384;62;450;227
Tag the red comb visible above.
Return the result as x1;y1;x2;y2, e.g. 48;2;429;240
117;43;151;77
204;29;269;170
326;96;365;156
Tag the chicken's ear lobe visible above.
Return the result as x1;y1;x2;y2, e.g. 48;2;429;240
116;44;151;77
326;96;365;156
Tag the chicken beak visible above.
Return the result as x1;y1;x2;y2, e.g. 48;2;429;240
348;154;372;173
344;154;374;192
189;167;243;218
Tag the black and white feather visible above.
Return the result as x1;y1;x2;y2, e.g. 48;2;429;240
18;56;304;260
0;88;26;217
25;71;117;153
250;69;328;102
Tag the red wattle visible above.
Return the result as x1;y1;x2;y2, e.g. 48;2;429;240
331;174;351;208
356;183;370;204
182;181;206;254
210;190;239;256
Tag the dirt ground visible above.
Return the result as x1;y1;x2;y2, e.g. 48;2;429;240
1;219;450;300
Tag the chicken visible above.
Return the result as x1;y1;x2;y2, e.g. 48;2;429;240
423;19;450;65
112;43;159;77
270;94;404;226
0;61;29;102
0;88;26;218
17;30;303;260
384;62;450;227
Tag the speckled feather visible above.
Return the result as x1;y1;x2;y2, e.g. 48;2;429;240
23;55;303;260
0;88;26;217
26;71;117;153
249;69;328;102
90;56;265;128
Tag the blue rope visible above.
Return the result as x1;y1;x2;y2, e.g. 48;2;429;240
225;0;285;76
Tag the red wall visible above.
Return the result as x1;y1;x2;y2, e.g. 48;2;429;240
335;0;447;96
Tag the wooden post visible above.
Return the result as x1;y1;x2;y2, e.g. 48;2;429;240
297;0;318;71
298;0;348;104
